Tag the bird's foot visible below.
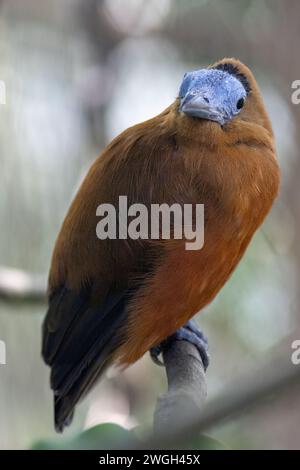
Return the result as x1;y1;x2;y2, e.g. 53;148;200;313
150;320;209;370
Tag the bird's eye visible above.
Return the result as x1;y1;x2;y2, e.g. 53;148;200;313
236;97;245;110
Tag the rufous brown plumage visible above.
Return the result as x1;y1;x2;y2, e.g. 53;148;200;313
42;58;280;431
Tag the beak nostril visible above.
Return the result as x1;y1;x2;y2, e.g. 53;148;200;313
203;96;210;104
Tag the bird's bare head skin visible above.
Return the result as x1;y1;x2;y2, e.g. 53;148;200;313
179;60;250;126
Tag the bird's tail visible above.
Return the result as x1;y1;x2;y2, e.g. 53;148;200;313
42;286;133;432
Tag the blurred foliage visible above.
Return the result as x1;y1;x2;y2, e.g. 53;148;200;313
32;423;226;450
32;424;140;450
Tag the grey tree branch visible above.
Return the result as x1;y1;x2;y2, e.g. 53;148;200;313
147;346;300;449
0;267;46;303
154;340;207;434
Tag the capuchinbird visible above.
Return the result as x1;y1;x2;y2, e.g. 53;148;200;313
42;58;280;431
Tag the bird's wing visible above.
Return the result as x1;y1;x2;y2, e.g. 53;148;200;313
42;284;138;431
42;109;177;431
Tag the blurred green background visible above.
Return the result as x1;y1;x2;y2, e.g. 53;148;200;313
0;0;300;450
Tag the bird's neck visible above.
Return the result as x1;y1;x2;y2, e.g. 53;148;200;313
165;100;279;235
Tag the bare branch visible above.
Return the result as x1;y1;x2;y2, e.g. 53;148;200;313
0;267;46;303
147;347;300;449
154;340;207;434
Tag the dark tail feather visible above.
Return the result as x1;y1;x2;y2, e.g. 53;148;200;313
48;289;132;432
42;287;89;366
54;399;74;433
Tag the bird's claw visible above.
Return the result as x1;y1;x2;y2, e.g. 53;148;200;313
150;320;209;370
150;344;165;366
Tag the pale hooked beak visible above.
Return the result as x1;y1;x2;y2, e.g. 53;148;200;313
179;93;225;125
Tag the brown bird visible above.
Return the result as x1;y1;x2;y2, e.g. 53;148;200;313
42;58;280;431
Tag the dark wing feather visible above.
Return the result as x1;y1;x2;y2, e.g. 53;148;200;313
42;286;89;366
42;285;134;432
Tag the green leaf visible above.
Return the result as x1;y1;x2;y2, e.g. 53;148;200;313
183;434;228;450
32;423;140;450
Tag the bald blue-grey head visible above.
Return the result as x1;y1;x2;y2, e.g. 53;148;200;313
179;64;250;125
